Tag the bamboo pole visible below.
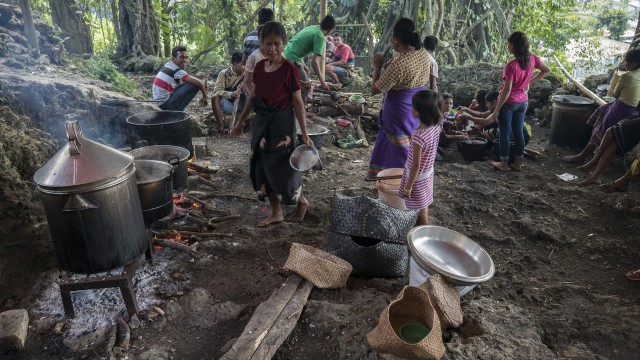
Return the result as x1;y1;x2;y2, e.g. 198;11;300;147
320;0;327;81
552;55;606;106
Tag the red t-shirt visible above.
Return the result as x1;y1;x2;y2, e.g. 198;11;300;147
500;53;541;103
253;59;301;111
333;44;355;64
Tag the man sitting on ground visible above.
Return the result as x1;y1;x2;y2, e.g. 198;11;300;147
152;46;208;111
283;15;336;92
211;52;246;132
326;34;355;85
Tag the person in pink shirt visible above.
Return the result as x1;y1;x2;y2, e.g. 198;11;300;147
487;32;550;172
326;34;355;85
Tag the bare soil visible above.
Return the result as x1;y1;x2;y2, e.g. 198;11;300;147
2;82;640;360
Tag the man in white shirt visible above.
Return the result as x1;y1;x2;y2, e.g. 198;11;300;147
423;36;439;92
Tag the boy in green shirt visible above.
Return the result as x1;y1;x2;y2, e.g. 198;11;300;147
284;15;335;92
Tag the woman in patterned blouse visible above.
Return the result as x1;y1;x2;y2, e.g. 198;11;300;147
368;18;431;177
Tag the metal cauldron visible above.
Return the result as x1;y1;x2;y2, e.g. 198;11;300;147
126;110;193;158
33;121;149;274
134;160;174;225
130;145;189;191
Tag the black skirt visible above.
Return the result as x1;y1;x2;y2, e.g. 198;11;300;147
612;121;640;154
249;97;302;205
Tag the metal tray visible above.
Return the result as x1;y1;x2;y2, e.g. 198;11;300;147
407;225;494;286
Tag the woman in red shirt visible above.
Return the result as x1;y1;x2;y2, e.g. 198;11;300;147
232;21;314;227
488;32;550;172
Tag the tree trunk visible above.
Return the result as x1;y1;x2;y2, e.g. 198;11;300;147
117;0;160;57
630;11;640;50
423;0;433;37
48;0;92;55
20;0;39;57
374;0;419;57
433;0;444;39
110;0;120;38
161;0;171;58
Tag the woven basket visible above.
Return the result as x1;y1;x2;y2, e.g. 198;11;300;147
330;194;417;242
418;274;463;329
283;243;352;289
367;286;446;359
326;231;408;278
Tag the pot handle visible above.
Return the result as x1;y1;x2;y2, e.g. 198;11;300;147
136;140;149;148
65;121;83;156
63;194;99;212
168;156;180;167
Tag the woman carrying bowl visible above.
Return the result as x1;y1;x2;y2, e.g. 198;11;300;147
368;18;431;177
486;31;550;172
232;21;313;227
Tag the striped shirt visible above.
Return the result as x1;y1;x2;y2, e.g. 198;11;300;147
243;30;260;57
398;125;440;209
152;61;190;105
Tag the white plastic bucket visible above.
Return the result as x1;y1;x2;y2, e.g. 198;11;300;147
376;168;406;210
409;256;476;297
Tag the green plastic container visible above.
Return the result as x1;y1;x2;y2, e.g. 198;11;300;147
399;323;431;344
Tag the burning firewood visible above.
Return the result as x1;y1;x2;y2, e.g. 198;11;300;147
188;195;231;216
198;193;256;202
152;238;200;257
189;162;216;174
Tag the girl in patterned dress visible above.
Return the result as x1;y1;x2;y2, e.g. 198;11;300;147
398;90;442;225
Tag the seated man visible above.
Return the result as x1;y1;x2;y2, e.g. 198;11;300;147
211;52;246;132
152;45;207;111
326;34;355;85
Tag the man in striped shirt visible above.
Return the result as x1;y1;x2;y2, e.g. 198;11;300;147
152;46;208;111
242;8;274;63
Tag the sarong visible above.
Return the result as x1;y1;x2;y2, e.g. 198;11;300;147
587;99;639;146
611;121;640;155
367;86;425;177
250;97;302;205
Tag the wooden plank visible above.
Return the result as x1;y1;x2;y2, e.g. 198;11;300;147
220;276;303;360
251;280;314;359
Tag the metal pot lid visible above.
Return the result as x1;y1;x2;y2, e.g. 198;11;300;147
551;94;594;105
34;121;134;189
130;145;190;162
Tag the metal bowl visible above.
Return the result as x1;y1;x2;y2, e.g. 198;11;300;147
289;145;319;171
407;226;494;286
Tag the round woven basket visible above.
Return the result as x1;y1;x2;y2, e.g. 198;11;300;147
367;286;445;359
283;243;352;289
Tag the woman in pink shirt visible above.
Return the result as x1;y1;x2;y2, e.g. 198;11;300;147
488;32;550;171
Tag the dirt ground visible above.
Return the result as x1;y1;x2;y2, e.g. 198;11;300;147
2;86;640;359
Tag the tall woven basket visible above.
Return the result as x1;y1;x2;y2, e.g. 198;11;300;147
326;194;417;278
283;243;352;289
326;231;408;278
367;286;446;359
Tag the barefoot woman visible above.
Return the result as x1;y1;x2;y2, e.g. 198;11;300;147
232;21;313;227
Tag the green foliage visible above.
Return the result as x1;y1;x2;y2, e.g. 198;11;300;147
73;55;139;96
595;7;630;40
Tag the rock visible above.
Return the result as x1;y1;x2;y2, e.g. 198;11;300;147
444;298;555;359
137;346;171;360
164;300;184;322
0;309;29;351
178;288;247;328
31;316;57;334
4;58;23;69
583;73;608;92
128;314;140;329
62;324;113;352
121;54;161;73
36;54;50;65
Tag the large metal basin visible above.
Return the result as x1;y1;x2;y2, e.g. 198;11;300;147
407;225;494;286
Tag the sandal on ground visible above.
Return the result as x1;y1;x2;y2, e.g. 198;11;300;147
625;269;640;281
598;182;628;193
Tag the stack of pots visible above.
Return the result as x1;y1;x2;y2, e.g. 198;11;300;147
33;121;149;274
130;145;190;191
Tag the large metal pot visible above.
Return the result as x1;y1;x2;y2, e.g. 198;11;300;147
130;145;189;191
126;111;193;158
33;121;149;274
135;160;174;225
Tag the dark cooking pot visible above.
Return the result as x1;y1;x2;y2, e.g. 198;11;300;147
127;111;193;158
130;145;189;191
134;160;174;225
297;124;330;150
461;137;488;162
34;121;149;274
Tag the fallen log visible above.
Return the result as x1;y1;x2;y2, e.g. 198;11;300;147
187;195;231;216
353;113;370;148
189;162;215;174
220;275;313;360
172;230;233;238
209;214;241;223
198;193;256;201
